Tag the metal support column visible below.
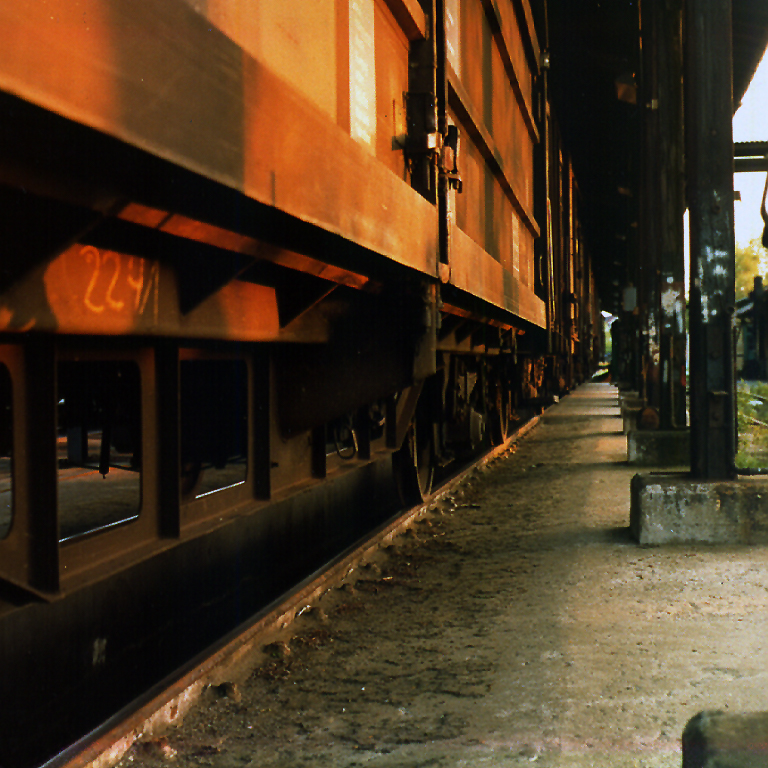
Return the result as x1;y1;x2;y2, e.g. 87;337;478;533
685;0;736;479
656;0;686;429
640;0;661;411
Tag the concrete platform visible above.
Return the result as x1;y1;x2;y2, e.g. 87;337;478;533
627;429;690;466
631;473;768;544
127;384;768;768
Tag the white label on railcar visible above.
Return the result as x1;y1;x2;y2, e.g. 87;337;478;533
446;0;460;77
512;211;521;282
349;0;376;149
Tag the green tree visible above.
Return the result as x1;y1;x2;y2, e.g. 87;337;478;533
735;237;766;301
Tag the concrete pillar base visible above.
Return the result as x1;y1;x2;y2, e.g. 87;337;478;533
620;393;644;435
630;473;768;544
622;408;642;434
627;429;689;466
683;710;768;767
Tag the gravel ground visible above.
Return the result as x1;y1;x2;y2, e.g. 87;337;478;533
119;383;768;768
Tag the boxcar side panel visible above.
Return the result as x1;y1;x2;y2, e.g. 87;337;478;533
446;0;543;325
184;0;340;124
0;0;437;278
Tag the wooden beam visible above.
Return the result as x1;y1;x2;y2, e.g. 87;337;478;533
382;0;428;40
510;0;541;72
479;0;539;141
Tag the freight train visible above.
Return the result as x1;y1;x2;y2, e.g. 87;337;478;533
0;1;600;763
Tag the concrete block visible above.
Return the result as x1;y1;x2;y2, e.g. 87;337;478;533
683;711;768;767
630;473;768;544
620;394;644;434
619;393;643;410
622;406;643;434
627;429;689;466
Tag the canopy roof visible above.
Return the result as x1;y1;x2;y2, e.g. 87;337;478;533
545;0;768;315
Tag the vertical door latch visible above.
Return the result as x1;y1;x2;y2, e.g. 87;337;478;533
442;124;463;192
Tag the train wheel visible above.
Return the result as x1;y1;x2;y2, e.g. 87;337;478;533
393;409;435;505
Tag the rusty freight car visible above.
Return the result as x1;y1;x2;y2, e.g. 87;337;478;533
0;1;596;763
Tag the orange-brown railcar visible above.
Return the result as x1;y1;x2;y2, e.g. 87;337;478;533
0;1;598;763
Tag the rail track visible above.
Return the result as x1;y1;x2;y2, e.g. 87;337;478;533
44;414;541;768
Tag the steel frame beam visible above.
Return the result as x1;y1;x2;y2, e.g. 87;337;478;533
734;141;768;172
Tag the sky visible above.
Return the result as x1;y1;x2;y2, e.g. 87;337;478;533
733;46;768;250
